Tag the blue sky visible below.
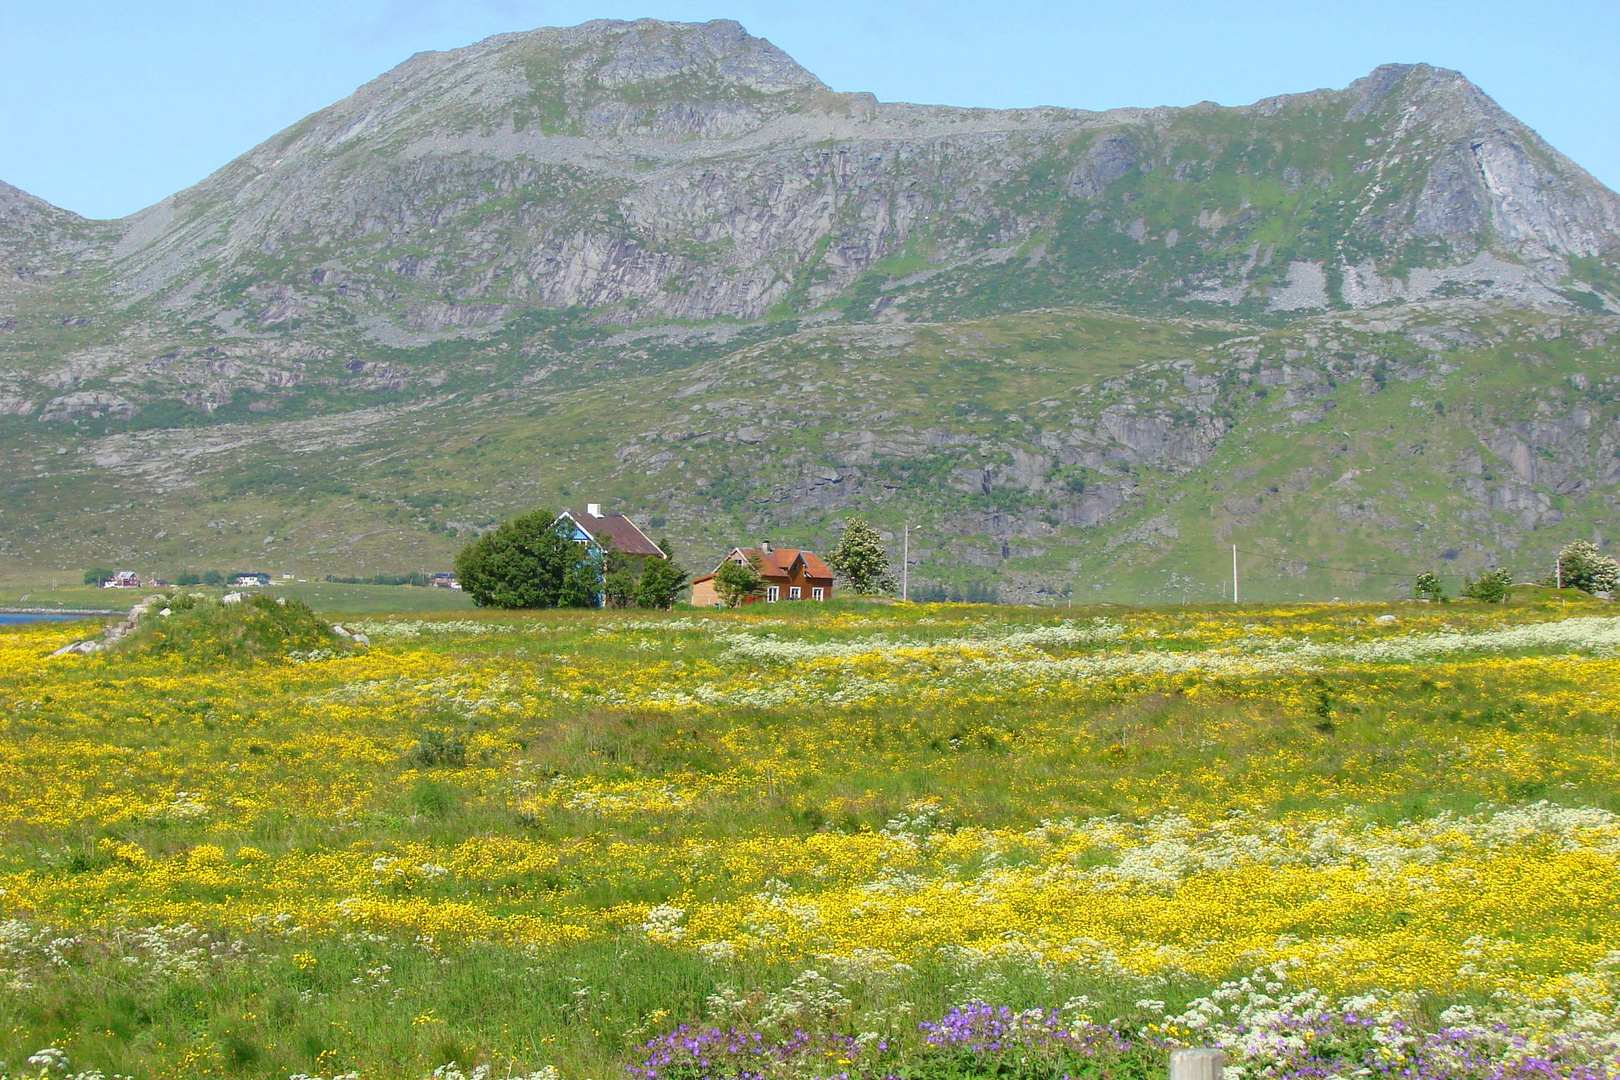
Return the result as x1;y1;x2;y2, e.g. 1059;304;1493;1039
3;0;1616;219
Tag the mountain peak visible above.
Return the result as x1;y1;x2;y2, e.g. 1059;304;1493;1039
500;18;826;95
0;179;74;226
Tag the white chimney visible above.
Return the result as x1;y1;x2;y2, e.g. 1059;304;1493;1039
586;502;602;517
760;539;773;554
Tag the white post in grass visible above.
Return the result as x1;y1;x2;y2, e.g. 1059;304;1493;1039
1232;544;1239;605
902;523;908;603
1170;1048;1224;1080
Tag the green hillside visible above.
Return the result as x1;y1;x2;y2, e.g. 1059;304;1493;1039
2;21;1619;598
4;300;1615;603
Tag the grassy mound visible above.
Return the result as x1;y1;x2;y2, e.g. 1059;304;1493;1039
113;593;345;663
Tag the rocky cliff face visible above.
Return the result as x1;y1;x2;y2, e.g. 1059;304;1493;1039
14;20;1620;338
2;20;1619;597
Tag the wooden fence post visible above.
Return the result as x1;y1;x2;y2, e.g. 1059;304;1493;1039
1169;1048;1224;1080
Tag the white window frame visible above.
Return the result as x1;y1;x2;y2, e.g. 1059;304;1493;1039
812;587;825;601
766;585;780;602
788;586;801;600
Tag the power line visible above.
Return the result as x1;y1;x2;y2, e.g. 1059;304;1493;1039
1230;546;1413;579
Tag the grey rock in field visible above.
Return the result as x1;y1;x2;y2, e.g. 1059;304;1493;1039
51;639;101;656
1375;614;1399;624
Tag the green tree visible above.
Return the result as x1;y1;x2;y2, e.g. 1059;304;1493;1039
713;556;765;607
201;570;225;587
560;547;603;608
175;572;202;586
1556;539;1620;594
600;537;638;609
827;517;896;596
1462;567;1513;603
1414;572;1446;602
454;510;582;609
635;540;689;610
82;567;113;586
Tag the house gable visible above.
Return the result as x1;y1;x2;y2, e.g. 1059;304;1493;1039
693;544;833;606
555;509;665;558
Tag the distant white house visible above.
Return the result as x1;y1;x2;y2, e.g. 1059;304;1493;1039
233;572;271;587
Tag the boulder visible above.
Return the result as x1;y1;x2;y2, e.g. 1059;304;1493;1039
51;640;101;656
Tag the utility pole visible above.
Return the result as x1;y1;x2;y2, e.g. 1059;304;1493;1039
902;523;909;602
1232;544;1239;605
1556;551;1562;590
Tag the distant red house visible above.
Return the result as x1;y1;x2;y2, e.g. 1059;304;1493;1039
691;541;833;606
106;571;141;588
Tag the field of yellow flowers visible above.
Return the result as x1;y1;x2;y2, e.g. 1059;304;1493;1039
1;598;1618;1079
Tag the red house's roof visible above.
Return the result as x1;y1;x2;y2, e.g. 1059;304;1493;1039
703;547;833;583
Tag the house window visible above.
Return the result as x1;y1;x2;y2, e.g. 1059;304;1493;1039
766;586;780;602
812;587;825;601
788;586;801;600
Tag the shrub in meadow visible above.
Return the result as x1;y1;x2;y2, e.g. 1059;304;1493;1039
827;517;896;596
1463;566;1513;603
1556;539;1620;594
1414;572;1446;602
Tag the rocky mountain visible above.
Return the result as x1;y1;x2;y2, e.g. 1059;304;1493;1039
2;19;1619;601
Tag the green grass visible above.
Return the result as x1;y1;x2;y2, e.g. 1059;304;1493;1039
1;598;1618;1076
112;593;346;662
0;579;475;616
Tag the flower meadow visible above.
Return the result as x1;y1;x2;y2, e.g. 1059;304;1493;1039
0;599;1618;1078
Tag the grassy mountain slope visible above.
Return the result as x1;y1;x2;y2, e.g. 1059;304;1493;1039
4;300;1615;602
2;19;1619;598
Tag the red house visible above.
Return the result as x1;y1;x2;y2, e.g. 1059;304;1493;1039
691;541;834;606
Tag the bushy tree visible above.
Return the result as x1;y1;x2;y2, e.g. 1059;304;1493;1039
201;570;225;587
1462;567;1513;603
82;567;113;586
454;510;592;609
1556;539;1619;594
636;540;689;610
827;517;896;596
600;537;639;609
1414;572;1446;602
713;556;764;607
560;547;603;608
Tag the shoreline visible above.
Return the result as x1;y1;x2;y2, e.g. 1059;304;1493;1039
0;607;121;616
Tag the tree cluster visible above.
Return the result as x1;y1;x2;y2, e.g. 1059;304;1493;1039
601;537;689;610
454;511;599;609
454;510;687;610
